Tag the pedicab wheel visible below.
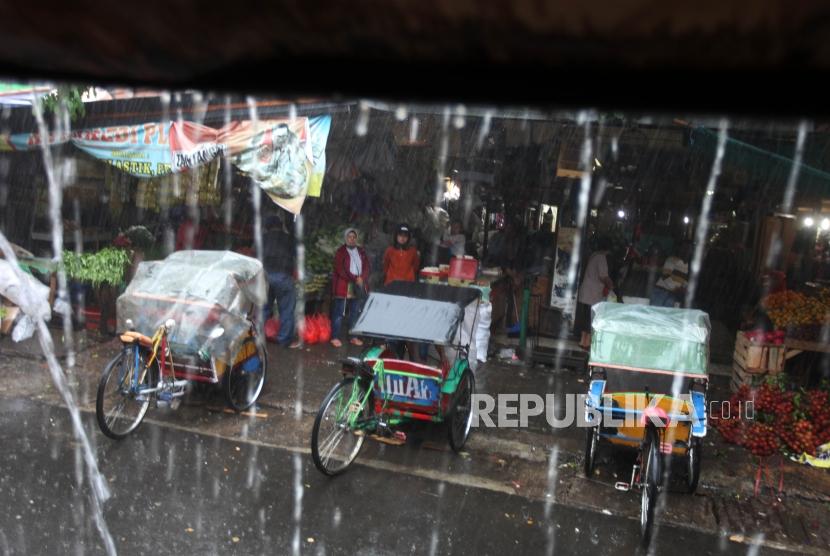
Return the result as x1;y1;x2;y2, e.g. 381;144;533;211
448;369;475;452
686;436;702;494
640;425;662;547
583;425;599;477
96;349;154;439
311;379;369;476
225;340;268;412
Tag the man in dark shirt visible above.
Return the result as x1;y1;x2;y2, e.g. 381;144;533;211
262;214;301;348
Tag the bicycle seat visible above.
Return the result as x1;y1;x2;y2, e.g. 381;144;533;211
120;331;154;348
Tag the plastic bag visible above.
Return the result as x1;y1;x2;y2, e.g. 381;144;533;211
303;316;320;344
11;315;35;342
316;313;331;343
475;302;492;363
264;318;280;342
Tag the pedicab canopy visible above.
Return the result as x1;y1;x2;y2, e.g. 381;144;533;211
116;250;267;359
349;281;481;346
589;302;711;376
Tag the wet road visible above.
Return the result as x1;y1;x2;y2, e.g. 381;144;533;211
0;399;779;555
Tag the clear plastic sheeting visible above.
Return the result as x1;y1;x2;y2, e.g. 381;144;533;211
0;258;52;341
590;302;711;376
116;250;266;359
350;282;481;346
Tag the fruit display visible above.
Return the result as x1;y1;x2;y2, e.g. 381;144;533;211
713;380;830;458
743;329;785;345
761;289;830;330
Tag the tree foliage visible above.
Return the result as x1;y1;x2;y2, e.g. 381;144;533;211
40;85;93;121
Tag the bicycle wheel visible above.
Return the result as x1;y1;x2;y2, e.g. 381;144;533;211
640;425;662;547
686;436;702;493
311;379;369;476
583;425;599;477
448;369;475;452
96;348;154;439
225;339;268;412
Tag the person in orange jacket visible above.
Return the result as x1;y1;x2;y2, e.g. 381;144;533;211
383;224;421;285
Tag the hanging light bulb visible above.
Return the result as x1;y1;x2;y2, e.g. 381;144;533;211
683;216;690;224
821;218;830;231
617;209;625;219
804;216;815;228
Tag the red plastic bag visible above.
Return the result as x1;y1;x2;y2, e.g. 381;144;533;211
317;313;331;343
265;318;280;342
303;315;319;344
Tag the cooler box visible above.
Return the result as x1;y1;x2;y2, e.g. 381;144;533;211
419;268;441;283
449;257;477;282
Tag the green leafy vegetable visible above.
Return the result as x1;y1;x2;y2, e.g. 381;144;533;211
63;248;131;287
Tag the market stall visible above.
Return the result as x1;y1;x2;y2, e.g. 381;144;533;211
733;283;830;391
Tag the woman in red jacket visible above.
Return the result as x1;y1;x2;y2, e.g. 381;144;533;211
383;223;420;285
331;228;371;347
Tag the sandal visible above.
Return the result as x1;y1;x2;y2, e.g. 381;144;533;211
350;338;364;346
331;339;343;348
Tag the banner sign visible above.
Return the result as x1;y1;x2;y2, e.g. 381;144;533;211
0;115;332;214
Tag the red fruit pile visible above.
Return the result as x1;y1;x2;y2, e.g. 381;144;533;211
713;380;830;458
780;420;818;457
743;423;779;457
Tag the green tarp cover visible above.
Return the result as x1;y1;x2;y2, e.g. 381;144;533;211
589;302;710;376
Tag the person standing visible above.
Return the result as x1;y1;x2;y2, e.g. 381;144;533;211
650;241;690;307
262;214;301;348
331;228;370;347
575;236;614;349
383;224;423;361
441;221;466;258
383;224;421;285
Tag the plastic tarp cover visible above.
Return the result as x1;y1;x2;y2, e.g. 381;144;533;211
350;283;481;346
117;250;266;359
0;258;52;342
589;302;711;376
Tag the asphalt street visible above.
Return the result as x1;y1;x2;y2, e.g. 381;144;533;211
0;398;781;556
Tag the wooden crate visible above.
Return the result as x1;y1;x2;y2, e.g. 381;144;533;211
731;332;785;392
731;360;771;392
733;332;785;373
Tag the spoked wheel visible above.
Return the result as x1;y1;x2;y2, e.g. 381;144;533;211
96;348;154;439
686;436;702;493
448;369;475;452
583;425;599;477
640;425;663;547
225;340;267;412
311;379;370;476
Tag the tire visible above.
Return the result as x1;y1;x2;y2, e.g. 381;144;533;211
448;369;475;452
225;339;267;412
311;379;369;476
96;348;154;439
583;425;599;477
686;436;702;494
640;425;662;547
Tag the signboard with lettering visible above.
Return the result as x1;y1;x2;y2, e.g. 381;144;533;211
375;373;441;408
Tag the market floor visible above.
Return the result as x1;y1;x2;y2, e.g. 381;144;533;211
0;399;784;556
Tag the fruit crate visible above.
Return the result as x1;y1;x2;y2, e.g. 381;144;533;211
731;331;785;392
733;331;785;373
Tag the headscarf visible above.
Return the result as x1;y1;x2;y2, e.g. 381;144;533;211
344;228;362;276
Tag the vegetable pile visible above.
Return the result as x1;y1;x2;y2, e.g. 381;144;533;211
62;248;131;287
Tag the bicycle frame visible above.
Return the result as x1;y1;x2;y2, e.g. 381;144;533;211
121;323;188;399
